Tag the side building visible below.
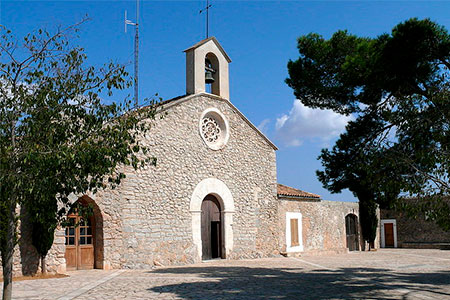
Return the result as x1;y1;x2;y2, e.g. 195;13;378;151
277;184;369;255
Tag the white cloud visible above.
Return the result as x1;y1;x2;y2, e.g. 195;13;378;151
257;118;271;134
275;100;353;147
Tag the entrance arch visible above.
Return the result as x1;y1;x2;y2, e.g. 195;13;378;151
190;178;234;260
345;214;359;251
64;196;103;270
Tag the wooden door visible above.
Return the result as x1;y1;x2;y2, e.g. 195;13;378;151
65;216;77;270
201;195;222;260
345;214;359;251
65;214;95;270
384;223;395;247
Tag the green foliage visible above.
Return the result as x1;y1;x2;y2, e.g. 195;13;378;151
0;20;160;292
287;18;450;232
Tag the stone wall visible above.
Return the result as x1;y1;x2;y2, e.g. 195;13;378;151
381;208;450;247
278;198;376;254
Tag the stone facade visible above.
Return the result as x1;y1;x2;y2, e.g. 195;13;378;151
89;93;279;269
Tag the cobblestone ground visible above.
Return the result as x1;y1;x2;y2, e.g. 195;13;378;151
3;249;450;299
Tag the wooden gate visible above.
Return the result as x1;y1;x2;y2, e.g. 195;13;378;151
345;214;359;251
64;213;95;270
201;195;222;260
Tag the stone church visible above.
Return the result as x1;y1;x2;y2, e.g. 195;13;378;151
6;38;368;276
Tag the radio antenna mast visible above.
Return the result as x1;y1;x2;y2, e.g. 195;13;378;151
125;0;139;108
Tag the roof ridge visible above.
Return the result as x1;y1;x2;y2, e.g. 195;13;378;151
277;183;320;199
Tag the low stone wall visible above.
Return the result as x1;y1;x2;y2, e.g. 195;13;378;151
381;208;450;247
278;198;377;254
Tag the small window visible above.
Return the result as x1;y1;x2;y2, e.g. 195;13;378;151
65;220;76;245
67;237;75;245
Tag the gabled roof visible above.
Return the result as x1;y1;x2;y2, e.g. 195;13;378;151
153;93;277;150
183;37;232;63
277;183;320;200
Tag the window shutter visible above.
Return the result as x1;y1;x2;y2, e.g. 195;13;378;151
290;218;299;247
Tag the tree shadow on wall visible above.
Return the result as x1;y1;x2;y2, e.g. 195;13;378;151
19;206;40;276
146;264;450;299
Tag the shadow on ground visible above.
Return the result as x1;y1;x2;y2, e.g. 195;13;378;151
146;265;450;299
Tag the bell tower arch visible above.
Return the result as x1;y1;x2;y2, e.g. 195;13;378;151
184;37;231;100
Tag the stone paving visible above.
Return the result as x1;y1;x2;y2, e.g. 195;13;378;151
3;249;450;299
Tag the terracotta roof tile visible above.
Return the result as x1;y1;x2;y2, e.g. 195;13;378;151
277;183;320;199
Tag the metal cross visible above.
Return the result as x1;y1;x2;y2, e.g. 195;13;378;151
199;0;212;38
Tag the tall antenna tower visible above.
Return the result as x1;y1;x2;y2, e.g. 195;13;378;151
125;0;139;108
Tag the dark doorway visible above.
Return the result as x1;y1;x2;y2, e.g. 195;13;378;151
345;214;359;251
201;195;223;260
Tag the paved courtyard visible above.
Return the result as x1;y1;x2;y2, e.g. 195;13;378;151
3;249;450;299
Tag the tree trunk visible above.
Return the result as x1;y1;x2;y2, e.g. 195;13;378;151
41;256;46;275
2;199;16;300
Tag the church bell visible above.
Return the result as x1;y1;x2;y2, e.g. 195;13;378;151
205;58;215;84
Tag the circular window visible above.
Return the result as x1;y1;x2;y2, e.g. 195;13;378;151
199;108;229;150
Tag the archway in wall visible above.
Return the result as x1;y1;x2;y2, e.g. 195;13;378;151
345;214;359;251
64;196;104;270
205;52;220;95
201;194;223;260
190;178;235;261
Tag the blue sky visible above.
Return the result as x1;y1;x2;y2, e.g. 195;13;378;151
2;1;450;202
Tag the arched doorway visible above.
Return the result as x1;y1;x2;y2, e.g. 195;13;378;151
201;195;223;260
345;214;359;251
190;178;234;261
64;196;103;270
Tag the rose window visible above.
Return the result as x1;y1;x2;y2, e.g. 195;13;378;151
199;108;229;150
201;117;221;143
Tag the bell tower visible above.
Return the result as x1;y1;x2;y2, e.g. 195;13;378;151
184;37;231;100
